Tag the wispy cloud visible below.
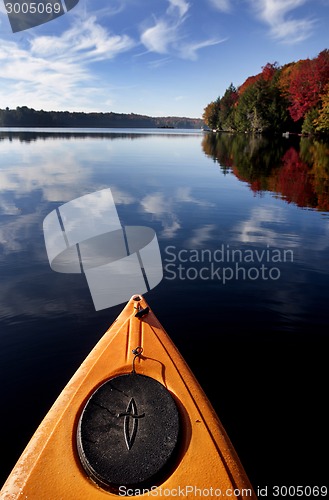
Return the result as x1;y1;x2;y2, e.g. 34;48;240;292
140;192;181;238
30;16;134;61
185;224;216;248
147;56;172;69
0;16;135;110
167;0;190;17
208;0;233;13
250;0;316;43
140;187;215;239
141;19;183;55
178;37;226;60
176;187;215;207
140;0;225;60
0;141;91;203
233;206;300;246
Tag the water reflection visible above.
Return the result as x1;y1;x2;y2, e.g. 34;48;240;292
0;128;202;143
0;130;328;492
202;133;329;211
233;206;301;247
0;130;214;319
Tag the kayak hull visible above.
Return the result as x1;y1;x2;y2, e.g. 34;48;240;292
0;295;256;499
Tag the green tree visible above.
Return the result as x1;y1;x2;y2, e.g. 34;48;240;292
234;74;290;134
234;79;272;133
218;83;238;131
302;108;319;135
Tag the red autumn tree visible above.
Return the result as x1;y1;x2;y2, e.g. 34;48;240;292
261;62;279;82
238;62;278;96
288;50;329;121
238;74;262;96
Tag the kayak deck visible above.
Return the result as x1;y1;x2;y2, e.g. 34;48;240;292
0;295;256;499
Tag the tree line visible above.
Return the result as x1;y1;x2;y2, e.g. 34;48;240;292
0;107;203;129
203;49;329;136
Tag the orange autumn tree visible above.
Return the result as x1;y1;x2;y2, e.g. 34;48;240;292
202;99;220;130
314;84;329;134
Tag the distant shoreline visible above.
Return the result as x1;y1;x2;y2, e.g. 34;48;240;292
0;106;204;129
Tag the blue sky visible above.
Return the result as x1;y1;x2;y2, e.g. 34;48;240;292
0;0;328;118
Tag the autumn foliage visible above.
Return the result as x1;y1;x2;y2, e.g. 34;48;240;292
285;51;329;122
204;49;329;136
238;63;278;96
202;133;329;211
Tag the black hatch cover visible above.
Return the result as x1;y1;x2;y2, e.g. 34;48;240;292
77;373;180;490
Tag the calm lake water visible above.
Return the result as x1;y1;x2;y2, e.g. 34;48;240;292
0;129;328;492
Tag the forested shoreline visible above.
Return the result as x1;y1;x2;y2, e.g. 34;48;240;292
203;49;329;136
0;107;203;129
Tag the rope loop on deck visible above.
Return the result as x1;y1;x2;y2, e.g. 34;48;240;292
132;346;143;373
